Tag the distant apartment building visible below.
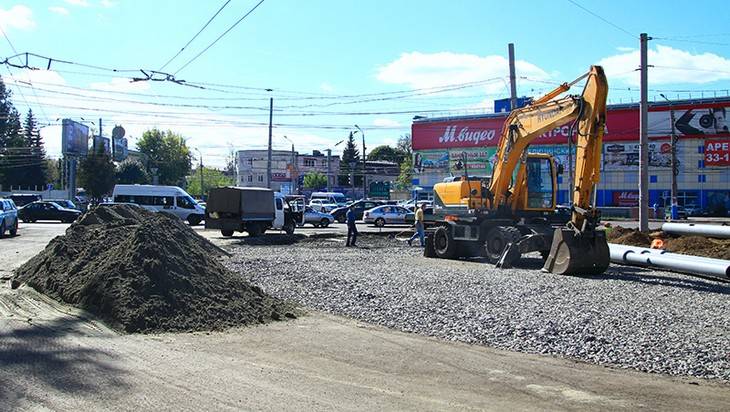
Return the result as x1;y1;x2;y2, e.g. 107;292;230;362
236;149;341;192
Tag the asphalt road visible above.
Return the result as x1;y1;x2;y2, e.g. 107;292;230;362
2;221;728;411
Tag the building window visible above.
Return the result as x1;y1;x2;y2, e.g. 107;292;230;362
257;175;264;182
248;158;253;166
697;174;706;183
321;160;327;167
304;158;315;167
247;175;253;183
650;175;657;183
698;160;704;169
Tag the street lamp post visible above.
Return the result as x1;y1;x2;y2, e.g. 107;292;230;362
354;125;366;199
282;135;296;195
195;148;204;199
326;140;344;192
660;94;679;208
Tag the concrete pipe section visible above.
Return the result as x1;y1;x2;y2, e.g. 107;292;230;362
608;243;730;280
661;222;730;239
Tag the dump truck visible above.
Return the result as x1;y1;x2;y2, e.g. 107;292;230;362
204;187;300;237
425;66;610;275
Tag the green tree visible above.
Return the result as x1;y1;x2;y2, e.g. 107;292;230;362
397;133;412;155
338;131;360;186
116;159;151;184
367;144;407;165
395;134;413;190
303;171;327;190
20;109;48;187
0;75;25;189
136;128;192;185
186;167;234;198
78;145;116;202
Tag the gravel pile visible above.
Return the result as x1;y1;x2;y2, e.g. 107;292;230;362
14;204;294;333
226;233;730;381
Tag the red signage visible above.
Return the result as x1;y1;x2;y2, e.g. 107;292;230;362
612;191;640;207
412;103;730;150
705;139;730;166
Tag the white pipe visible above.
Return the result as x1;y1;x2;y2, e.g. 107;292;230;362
662;222;730;239
608;244;727;265
609;244;730;280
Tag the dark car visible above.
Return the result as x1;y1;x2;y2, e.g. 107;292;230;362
330;199;385;223
18;201;82;223
9;193;42;207
46;199;79;210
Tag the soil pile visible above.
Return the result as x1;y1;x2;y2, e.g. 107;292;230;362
13;204;294;333
606;226;652;247
664;236;730;260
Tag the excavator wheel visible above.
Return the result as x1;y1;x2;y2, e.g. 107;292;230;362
542;228;610;275
432;226;457;259
483;226;521;264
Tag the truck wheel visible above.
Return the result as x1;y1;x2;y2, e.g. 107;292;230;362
484;226;521;264
433;226;456;259
221;229;234;237
187;214;202;226
283;221;295;235
320;218;330;228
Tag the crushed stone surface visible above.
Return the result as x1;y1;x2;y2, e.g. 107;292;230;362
14;204;294;333
225;233;730;382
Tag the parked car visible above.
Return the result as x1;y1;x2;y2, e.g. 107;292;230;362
299;207;335;228
8;193;42;207
0;198;19;237
45;199;79;210
330;199;384;223
683;204;703;217
363;205;413;227
18;201;82;223
308;198;338;213
309;191;348;207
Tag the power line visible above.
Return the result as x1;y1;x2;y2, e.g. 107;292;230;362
652;37;730;47
565;0;635;39
174;0;266;75
158;0;232;71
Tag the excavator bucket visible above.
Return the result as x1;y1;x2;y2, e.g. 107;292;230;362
542;228;610;275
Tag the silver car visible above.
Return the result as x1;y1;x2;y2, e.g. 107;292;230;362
363;205;413;227
0;198;19;237
300;207;335;227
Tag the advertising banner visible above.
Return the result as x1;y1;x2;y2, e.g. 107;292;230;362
414;150;449;173
93;136;111;156
112;137;128;162
704;138;730;167
612;191;640;206
412;104;730;150
447;148;496;175
603;141;676;170
61;119;89;156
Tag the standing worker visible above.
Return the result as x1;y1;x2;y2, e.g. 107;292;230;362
346;205;358;247
408;203;426;247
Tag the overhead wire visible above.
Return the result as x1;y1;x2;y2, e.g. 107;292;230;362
158;0;232;71
173;0;267;75
565;0;635;39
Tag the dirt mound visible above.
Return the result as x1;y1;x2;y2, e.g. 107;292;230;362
606;226;652;247
664;236;730;260
13;204;294;333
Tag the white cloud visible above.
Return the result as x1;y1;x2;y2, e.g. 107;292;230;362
49;6;70;16
10;69;67;86
89;77;151;92
598;45;730;85
64;0;90;6
372;118;401;128
616;46;635;52
320;82;334;92
0;5;35;31
100;0;117;8
376;51;550;94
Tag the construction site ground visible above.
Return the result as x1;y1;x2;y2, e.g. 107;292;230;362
1;222;729;411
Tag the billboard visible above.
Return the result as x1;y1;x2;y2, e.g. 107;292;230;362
603;141;676;171
112;137;128;161
448;148;496;175
414;150;449;173
93;136;111;156
704;138;730;167
411;103;730;150
61;119;89;156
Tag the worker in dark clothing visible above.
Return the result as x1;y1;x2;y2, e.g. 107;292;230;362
345;206;358;247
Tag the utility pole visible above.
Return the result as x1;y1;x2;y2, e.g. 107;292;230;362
326;149;332;192
267;91;273;189
355;125;366;198
660;94;679;206
196;149;204;199
283;136;296;195
639;33;650;232
508;43;518;111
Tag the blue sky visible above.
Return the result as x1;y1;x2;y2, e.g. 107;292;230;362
1;0;729;166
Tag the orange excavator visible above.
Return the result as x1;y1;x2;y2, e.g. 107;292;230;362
424;66;609;275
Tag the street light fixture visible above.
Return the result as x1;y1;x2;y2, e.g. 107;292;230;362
282;135;296;194
354;124;366;199
659;93;679;209
326;139;344;192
